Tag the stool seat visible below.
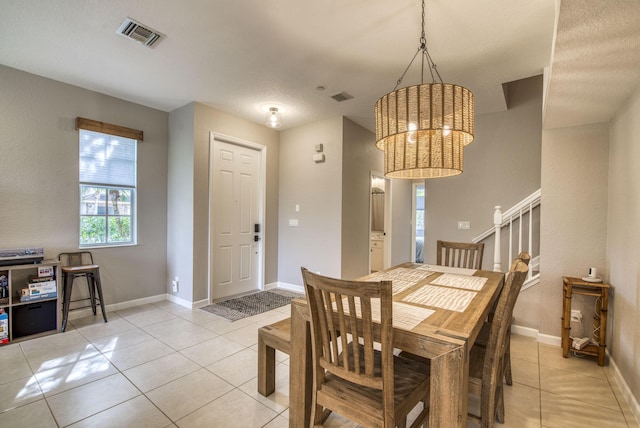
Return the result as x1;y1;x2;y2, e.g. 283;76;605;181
62;265;100;273
58;252;107;332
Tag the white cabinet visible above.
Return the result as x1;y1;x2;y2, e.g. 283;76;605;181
370;239;384;272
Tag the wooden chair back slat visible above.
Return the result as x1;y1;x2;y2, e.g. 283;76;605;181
437;240;485;270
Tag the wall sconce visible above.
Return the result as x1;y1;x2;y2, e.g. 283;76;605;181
266;107;282;128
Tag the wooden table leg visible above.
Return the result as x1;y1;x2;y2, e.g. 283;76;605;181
428;341;467;427
395;330;468;428
289;300;312;428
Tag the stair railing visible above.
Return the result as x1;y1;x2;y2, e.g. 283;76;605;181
473;189;541;286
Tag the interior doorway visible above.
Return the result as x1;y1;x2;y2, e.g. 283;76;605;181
370;172;390;273
412;183;425;263
209;133;265;300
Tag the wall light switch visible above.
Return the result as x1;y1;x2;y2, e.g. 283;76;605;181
315;143;323;152
313;153;325;163
458;221;470;230
289;219;299;227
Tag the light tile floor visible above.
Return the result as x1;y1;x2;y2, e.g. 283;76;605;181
0;299;638;427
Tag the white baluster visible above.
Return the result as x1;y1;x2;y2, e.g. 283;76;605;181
493;206;502;272
528;202;534;280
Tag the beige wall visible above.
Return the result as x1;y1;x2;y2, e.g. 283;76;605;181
0;65;169;304
278;116;397;285
423;75;543;266
607;86;640;402
167;103;195;301
167;102;280;303
341;118;383;279
278;117;343;284
537;122;609;337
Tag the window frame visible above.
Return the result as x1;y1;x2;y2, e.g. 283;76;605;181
76;117;142;248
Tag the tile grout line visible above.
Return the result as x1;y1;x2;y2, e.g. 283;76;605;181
77;303;284;427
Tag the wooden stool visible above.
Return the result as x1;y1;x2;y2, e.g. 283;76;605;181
58;252;107;332
257;318;291;396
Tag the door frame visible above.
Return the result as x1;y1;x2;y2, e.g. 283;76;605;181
369;171;391;272
208;132;267;302
411;182;425;263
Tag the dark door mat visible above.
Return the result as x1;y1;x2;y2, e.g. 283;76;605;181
199;289;304;321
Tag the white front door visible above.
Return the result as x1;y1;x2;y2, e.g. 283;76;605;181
210;136;263;300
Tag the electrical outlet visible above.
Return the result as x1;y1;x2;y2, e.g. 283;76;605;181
457;221;470;230
172;277;179;293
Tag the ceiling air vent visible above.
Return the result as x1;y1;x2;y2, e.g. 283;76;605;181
116;18;164;48
331;92;354;102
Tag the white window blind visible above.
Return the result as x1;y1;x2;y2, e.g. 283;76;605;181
80;130;137;186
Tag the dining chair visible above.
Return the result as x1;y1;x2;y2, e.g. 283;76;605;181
475;252;531;390
436;240;485;270
467;253;529;427
301;267;429;428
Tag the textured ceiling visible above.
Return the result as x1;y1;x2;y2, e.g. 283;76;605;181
0;1;638;132
544;0;640;129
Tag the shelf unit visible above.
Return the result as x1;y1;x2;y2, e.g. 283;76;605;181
561;276;610;366
0;260;61;345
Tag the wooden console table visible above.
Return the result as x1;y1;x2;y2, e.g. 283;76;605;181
561;276;610;366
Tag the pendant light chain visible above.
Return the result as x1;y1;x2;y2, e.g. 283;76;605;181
420;0;426;84
393;0;443;91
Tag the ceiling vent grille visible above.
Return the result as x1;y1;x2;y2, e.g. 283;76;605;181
117;18;164;48
331;92;354;102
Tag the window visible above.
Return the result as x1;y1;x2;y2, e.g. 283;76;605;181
79;129;137;247
413;184;425;263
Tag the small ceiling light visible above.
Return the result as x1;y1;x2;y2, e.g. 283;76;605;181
374;0;475;179
266;107;282;128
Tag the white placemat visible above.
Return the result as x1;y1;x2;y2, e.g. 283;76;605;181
367;267;434;294
402;285;477;312
429;273;488;291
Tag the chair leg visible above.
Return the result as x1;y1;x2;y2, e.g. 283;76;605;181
496;383;506;423
504;355;513;386
93;270;108;323
88;274;97;315
61;273;73;332
504;330;513;386
257;335;276;396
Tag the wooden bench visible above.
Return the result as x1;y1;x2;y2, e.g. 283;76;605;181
257;318;291;396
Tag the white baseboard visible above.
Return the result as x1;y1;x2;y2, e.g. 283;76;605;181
67;293;166;321
166;293;208;309
608;353;640;424
512;323;640;424
271;281;304;294
510;324;561;347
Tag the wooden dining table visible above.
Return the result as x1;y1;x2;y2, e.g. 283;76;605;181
288;262;505;428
